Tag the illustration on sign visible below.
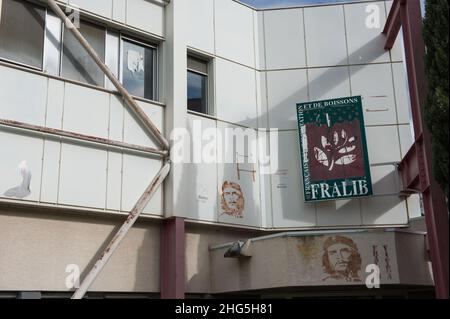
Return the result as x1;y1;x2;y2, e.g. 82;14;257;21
296;96;373;202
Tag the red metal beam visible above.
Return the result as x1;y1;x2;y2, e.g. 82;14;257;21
383;0;403;50
160;217;185;299
386;0;449;298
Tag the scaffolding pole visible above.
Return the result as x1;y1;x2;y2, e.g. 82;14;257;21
46;0;170;151
72;162;171;299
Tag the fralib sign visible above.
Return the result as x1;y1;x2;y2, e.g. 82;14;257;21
296;96;373;202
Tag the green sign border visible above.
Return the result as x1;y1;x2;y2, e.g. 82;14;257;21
296;96;373;202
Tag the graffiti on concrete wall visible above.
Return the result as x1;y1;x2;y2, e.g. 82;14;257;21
220;181;244;218
321;236;362;283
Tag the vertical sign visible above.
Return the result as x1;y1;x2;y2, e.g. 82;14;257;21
296;96;373;202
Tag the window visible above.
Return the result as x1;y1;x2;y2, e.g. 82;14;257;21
0;0;45;69
121;38;156;100
61;20;106;87
187;56;208;114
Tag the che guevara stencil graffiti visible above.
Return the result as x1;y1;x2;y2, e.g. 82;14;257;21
220;181;244;218
296;96;373;202
3;161;32;199
321;236;362;283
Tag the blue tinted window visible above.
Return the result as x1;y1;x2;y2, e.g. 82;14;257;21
187;70;207;114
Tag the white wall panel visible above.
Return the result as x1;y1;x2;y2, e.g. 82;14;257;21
370;165;400;195
177;115;217;222
271;131;316;228
121;154;163;215
217;121;260;227
266;69;307;129
63;83;110;138
186;0;215;54
45;79;65;129
256;71;268;129
40;140;61;203
258;130;273;228
123;101;163;149
392;62;411;124
304;5;347;67
344;2;389;64
112;0;126;23
58;143;107;208
398;124;414;158
308;66;351;101
215;58;258;128
0;132;43;202
109;95;124;141
255;11;266;70
361;195;408;225
214;0;255;68
126;0;164;36
407;194;423;219
69;0;112;19
350;64;397;126
385;1;404;62
106;151;122;211
0;66;47;126
365;126;401;164
264;9;306;70
316;199;362;227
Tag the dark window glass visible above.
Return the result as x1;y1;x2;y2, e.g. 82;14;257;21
121;39;155;100
187;70;207;114
62;21;106;86
0;0;45;68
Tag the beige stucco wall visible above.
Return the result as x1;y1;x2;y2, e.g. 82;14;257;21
0;207;161;292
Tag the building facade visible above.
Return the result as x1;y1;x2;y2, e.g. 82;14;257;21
0;0;435;298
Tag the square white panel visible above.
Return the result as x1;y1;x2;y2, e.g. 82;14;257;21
40;140;61;203
176;114;218;222
63;83;110;139
126;0;164;36
266;69;308;129
407;194;423;219
217;121;261;227
0;132;43;202
365;126;401;164
350;64;397;126
123;101;164;149
361;195;408;225
271;131;317;228
109;95;124;142
69;0;112;19
308;66;351;101
304;5;347;67
398;124;414;158
392;62;411;124
215;58;258;128
58;143;107;208
370;165;400;196
214;0;255;68
264;9;306;70
122;154;163;215
186;0;215;54
316;198;362;227
0;66;47;126
344;2;390;64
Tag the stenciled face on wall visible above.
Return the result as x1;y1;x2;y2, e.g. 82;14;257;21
322;236;362;282
220;181;244;218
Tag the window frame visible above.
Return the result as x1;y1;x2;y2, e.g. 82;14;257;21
187;54;211;116
119;34;159;102
0;0;47;71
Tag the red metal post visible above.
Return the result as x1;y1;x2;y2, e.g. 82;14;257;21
392;0;449;298
160;217;185;299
